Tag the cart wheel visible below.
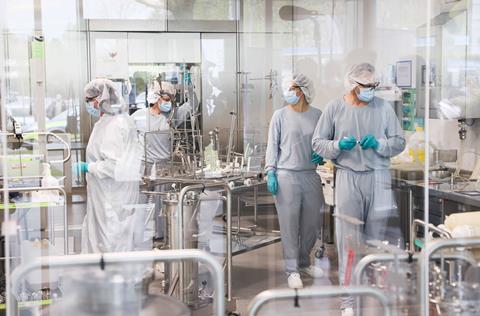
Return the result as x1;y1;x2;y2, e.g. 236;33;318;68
228;312;240;316
315;248;324;259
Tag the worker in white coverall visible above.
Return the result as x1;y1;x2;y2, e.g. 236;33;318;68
74;78;142;253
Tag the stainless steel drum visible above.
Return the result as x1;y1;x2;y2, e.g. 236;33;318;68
40;269;190;316
161;191;200;307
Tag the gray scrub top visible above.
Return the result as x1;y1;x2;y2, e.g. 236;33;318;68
265;106;322;172
312;97;405;172
131;108;171;163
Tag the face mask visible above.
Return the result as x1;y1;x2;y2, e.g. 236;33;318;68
356;87;375;103
160;101;172;113
86;102;101;117
283;90;300;105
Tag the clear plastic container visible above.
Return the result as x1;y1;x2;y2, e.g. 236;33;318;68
408;127;426;163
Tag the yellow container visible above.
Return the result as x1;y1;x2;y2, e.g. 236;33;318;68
417;149;425;163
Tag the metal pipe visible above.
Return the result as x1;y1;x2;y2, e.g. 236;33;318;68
3;132;72;164
177;183;226;249
226;188;233;301
354;251;477;286
246;286;392;316
177;183;226;300
1;186;68;254
410;219;452;252
150;174;259;184
354;250;477;316
253;185;258;228
163;177;265;303
421;238;480;316
408;188;413;250
422;2;433;314
237;196;241;236
353;253;412;286
226;111;237;166
10;249;224;316
425;238;480;264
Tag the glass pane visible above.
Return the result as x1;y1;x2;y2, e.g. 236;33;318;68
167;0;235;21
11;1;480;316
83;0;167;20
424;1;480;316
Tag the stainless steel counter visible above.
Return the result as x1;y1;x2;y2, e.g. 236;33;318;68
394;178;480;210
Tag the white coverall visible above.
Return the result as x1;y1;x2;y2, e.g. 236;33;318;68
81;113;141;253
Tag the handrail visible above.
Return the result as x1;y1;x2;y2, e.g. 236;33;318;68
10;249;224;316
247;286;392;316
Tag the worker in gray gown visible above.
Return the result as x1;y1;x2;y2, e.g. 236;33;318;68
311;63;405;315
265;73;326;289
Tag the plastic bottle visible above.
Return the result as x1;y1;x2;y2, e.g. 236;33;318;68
408;127;426;163
41;163;60;201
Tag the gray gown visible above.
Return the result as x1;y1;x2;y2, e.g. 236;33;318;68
311;96;405;308
265;106;325;273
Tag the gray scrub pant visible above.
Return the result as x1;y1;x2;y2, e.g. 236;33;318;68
335;168;400;309
275;170;325;273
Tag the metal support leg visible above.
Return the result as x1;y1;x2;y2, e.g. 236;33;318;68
226;190;233;302
253;186;258;229
237;196;241;237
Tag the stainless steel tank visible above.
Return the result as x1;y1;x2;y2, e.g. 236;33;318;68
161;191;200;307
40;269;190;316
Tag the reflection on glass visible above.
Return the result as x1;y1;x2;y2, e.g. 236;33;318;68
41;0;82;39
83;0;166;20
167;0;234;21
4;1;34;33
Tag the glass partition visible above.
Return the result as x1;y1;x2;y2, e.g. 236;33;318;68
4;0;480;315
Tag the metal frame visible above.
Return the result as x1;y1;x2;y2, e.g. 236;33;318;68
9;249;224;316
409;219;452;252
144;173;266;304
353;251;478;316
1;132;71;165
246;286;392;316
142;125;204;179
420;237;480;316
0;186;69;254
174;175;265;303
353;251;477;286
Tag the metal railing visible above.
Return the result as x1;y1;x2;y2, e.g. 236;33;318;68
247;286;392;316
9;249;224;316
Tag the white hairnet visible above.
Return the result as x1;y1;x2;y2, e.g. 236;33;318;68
160;81;176;97
293;73;315;104
84;78;127;115
344;63;376;91
146;80;176;106
147;82;162;105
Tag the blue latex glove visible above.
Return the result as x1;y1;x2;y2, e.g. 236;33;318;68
73;161;89;175
339;136;357;151
311;151;325;165
266;171;278;196
360;134;379;150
